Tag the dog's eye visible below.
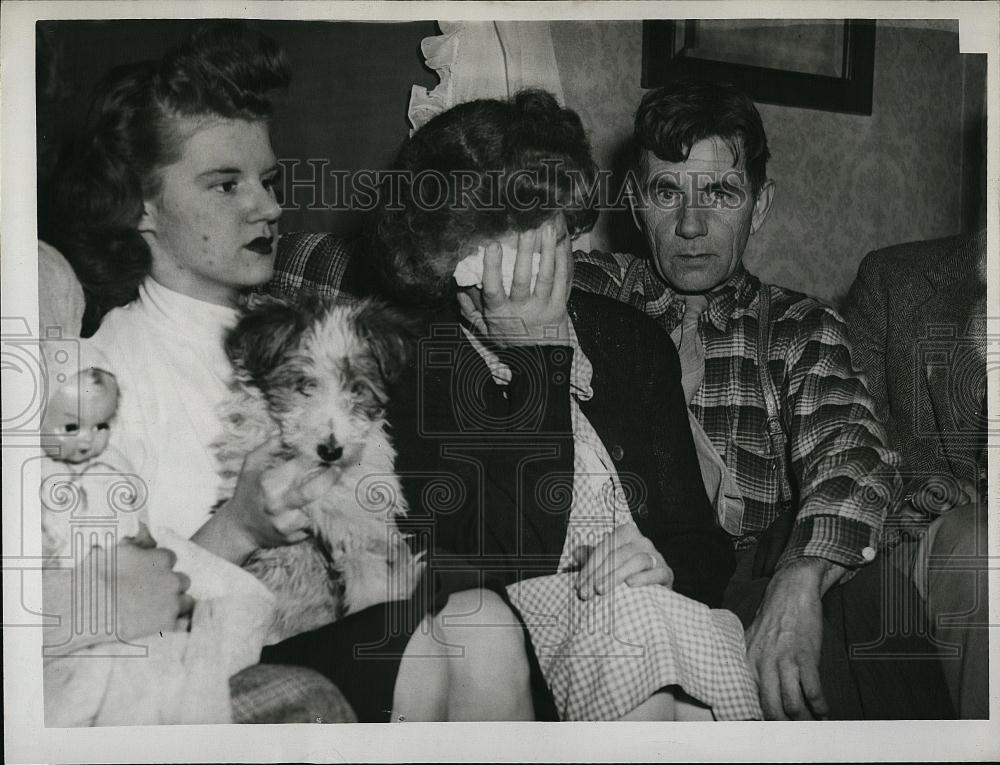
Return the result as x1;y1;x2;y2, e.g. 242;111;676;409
350;381;368;397
296;379;318;395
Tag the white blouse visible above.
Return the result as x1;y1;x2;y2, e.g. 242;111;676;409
87;278;238;538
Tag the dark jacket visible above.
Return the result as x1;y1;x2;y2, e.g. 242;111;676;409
388;290;735;608
842;231;986;488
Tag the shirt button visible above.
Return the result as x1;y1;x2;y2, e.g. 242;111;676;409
610;445;625;461
861;546;876;562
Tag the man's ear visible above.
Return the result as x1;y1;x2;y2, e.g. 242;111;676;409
137;199;158;235
750;179;775;235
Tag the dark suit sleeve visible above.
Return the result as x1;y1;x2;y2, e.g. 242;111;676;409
842;252;889;421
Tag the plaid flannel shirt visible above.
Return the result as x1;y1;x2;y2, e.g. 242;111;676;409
574;251;901;573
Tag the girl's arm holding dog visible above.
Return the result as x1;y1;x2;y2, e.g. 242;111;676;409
191;438;337;565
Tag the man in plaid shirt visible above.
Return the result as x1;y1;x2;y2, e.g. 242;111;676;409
573;80;934;720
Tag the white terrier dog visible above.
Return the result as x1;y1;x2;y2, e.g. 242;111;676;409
214;297;423;639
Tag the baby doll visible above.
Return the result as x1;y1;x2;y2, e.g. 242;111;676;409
40;367;146;564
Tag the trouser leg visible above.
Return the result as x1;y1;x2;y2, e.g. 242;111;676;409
723;545;955;719
919;503;990;718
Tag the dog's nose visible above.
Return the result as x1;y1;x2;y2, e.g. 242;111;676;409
317;439;343;463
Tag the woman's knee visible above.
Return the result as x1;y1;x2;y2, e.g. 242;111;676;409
439;588;519;626
438;590;529;677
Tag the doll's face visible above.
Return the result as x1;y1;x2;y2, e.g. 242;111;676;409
42;375;118;463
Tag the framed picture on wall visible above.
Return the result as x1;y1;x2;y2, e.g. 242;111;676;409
642;19;877;115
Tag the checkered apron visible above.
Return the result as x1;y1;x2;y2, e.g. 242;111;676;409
465;326;762;721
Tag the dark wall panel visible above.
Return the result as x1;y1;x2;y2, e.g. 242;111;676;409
37;19;439;236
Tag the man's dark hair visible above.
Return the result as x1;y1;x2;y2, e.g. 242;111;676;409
46;22;290;326
634;79;770;195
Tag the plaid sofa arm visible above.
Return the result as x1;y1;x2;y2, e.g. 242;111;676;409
264;231;375;303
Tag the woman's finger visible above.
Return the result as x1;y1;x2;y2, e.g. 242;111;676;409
575;535;613;599
598;548;648;592
289;465;342;507
509;228;539;302
481;243;506;308
576;526;638;598
625;556;675;589
549;221;573;308
569;543;593;570
274;507;311;537
575;530;616;594
456;292;487;335
245;436;281;471
533;222;557;302
598;540;664;594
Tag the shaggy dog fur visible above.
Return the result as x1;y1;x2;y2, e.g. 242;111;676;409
214;296;423;639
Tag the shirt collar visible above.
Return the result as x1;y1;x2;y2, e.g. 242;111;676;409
642;261;759;335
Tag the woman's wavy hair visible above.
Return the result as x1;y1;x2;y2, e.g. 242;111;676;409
371;89;599;306
44;23;290;331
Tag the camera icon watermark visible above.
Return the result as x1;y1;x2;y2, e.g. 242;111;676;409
2;318;81;438
914;321;995;445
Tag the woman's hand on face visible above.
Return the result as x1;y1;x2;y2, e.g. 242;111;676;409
571;525;674;600
457;221;573;347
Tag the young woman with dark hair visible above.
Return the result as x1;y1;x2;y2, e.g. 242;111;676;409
45;23;539;724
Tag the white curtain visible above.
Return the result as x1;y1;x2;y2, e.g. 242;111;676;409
408;21;565;133
407;22;590;250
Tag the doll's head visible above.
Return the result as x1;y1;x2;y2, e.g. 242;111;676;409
42;367;119;463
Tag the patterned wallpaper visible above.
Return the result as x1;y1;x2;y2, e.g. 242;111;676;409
551;21;976;305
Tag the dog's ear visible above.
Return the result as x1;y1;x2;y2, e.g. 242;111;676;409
225;300;310;388
351;299;418;385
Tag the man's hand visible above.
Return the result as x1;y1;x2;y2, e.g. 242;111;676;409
192;438;341;564
745;557;844;720
456;221;572;346
571;525;674;600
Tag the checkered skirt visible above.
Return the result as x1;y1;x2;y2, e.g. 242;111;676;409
506;398;762;721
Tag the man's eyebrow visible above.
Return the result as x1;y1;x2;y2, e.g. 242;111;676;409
648;175;682;189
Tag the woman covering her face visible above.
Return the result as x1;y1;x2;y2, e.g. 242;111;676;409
369;90;762;720
46;23;539;724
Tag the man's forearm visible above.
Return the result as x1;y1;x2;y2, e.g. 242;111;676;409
772;556;848;599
